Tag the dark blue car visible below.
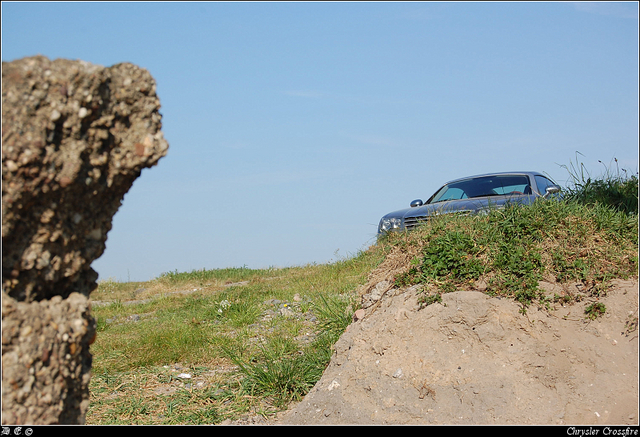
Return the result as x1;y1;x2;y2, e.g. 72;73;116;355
378;171;561;234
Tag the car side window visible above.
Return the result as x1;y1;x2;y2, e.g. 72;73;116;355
534;175;556;195
439;187;467;201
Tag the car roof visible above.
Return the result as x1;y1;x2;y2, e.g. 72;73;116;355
443;171;545;186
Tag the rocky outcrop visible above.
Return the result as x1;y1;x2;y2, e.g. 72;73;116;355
2;55;168;424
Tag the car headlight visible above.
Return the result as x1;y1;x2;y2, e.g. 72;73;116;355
379;217;402;233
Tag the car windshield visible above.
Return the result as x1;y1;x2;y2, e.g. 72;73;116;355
429;175;531;203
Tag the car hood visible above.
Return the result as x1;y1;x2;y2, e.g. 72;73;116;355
382;195;535;221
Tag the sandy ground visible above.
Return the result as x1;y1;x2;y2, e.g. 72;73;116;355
275;279;638;425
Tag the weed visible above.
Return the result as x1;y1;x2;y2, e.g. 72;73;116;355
560;152;638;216
624;313;638;336
312;292;356;342
224;344;324;409
418;292;443;309
584;302;606;320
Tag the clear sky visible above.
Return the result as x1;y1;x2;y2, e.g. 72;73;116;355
2;1;638;282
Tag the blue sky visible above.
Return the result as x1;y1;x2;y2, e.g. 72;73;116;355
2;2;638;282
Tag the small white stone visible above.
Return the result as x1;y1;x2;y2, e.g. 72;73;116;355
5;160;18;172
78;107;88;118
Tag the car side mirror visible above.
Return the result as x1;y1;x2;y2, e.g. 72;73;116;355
410;199;423;208
544;185;561;198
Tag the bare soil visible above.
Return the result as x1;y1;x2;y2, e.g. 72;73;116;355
274;279;638;425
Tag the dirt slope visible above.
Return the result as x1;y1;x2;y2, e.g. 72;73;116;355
277;279;638;425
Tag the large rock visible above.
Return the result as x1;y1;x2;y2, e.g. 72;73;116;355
2;56;168;424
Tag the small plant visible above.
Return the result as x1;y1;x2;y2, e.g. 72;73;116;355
220;300;262;328
395;220;487;298
553;293;574;305
420;231;485;281
312;292;356;343
584;302;606;320
217;299;231;314
624;312;638;336
418;292;443;309
223;341;326;409
560;152;638;216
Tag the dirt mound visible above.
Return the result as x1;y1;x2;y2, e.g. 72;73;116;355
278;279;638;425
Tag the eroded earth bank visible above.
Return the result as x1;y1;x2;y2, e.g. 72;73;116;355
277;279;638;425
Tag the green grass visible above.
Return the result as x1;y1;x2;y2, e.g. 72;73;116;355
224;340;327;409
87;250;385;424
560;152;638;215
392;198;637;313
157;265;286;285
391;155;637;313
87;154;637;424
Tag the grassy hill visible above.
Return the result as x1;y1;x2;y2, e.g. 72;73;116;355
87;252;386;423
86;160;638;424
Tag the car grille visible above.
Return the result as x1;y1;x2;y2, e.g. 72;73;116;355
404;210;473;230
404;216;430;230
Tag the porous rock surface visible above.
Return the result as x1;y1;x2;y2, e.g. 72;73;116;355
2;55;168;424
